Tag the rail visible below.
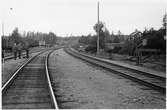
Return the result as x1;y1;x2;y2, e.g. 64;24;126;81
2;50;46;93
65;47;166;94
2;47;61;109
45;50;59;109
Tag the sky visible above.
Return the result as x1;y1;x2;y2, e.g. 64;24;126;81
0;0;166;37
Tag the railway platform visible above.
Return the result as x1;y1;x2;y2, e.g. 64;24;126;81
71;48;166;79
95;56;165;78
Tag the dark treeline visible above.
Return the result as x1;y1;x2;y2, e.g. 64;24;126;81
77;14;166;55
2;27;57;52
78;28;166;55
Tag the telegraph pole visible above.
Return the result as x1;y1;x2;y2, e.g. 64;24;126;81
2;22;4;37
97;1;100;56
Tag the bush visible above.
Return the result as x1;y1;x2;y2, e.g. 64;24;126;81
85;45;97;53
112;47;122;53
72;44;80;50
105;49;112;53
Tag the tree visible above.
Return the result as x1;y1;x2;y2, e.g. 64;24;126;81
113;36;120;43
48;32;57;45
162;13;166;30
93;21;104;33
93;21;110;49
2;36;10;50
10;27;22;45
142;28;166;52
117;30;121;36
78;35;90;45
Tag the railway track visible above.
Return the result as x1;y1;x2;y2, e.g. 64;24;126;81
64;48;166;94
2;49;58;109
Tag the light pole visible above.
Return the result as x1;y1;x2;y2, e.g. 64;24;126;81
96;1;100;56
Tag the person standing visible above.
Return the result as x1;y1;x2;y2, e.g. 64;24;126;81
13;43;17;60
26;48;29;58
24;42;29;58
17;43;22;59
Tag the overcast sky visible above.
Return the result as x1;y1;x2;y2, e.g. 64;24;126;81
1;0;166;37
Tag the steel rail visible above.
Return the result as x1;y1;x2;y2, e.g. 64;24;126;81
2;47;62;109
65;48;166;94
45;50;59;109
70;48;165;80
2;50;47;93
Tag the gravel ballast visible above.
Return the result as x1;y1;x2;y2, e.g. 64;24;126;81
49;49;165;109
2;47;47;86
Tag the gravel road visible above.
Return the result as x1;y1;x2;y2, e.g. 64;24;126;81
48;49;165;109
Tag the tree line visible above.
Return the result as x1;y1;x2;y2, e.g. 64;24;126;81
2;27;57;51
77;14;166;55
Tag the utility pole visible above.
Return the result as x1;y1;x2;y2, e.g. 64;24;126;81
97;1;100;56
2;22;4;37
2;8;13;37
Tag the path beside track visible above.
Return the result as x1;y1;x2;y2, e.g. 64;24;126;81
48;49;165;109
65;48;165;93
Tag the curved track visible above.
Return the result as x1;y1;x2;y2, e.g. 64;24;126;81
2;49;58;109
64;48;166;94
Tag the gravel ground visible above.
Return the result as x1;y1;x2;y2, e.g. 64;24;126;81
2;47;47;86
49;49;165;109
2;58;28;85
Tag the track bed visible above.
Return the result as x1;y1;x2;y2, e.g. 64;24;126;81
2;52;54;109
